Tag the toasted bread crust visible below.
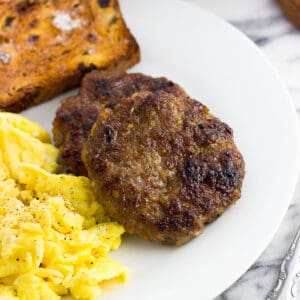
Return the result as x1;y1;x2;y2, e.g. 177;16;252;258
279;0;300;28
0;0;140;112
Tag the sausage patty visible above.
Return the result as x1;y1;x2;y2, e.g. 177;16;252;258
82;87;245;246
53;71;187;175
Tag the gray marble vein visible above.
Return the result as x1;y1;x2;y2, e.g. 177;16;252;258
183;0;300;299
216;182;300;300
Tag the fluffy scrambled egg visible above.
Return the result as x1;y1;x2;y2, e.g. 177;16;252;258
0;113;127;300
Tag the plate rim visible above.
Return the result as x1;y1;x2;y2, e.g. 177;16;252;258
120;0;300;297
178;1;300;296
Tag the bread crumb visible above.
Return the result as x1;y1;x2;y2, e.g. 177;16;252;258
53;12;81;31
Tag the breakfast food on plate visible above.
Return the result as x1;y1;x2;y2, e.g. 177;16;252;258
53;71;245;245
0;113;127;299
55;72;244;246
0;0;140;112
279;0;300;28
53;71;187;176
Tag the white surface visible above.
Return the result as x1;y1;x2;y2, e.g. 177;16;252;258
185;0;300;111
22;0;300;299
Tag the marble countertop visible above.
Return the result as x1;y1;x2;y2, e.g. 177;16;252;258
183;0;300;299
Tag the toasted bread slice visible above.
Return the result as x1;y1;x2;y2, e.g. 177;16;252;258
0;0;140;112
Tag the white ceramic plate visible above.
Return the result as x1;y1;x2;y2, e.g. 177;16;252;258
22;0;300;299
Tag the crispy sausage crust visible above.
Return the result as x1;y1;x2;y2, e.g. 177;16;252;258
82;88;245;246
53;71;187;175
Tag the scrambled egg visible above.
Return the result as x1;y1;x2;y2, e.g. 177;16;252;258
0;113;127;300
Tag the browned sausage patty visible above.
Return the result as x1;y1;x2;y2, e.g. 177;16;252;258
53;71;187;175
82;88;245;246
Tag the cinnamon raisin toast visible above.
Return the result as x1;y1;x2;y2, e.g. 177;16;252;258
0;0;140;112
